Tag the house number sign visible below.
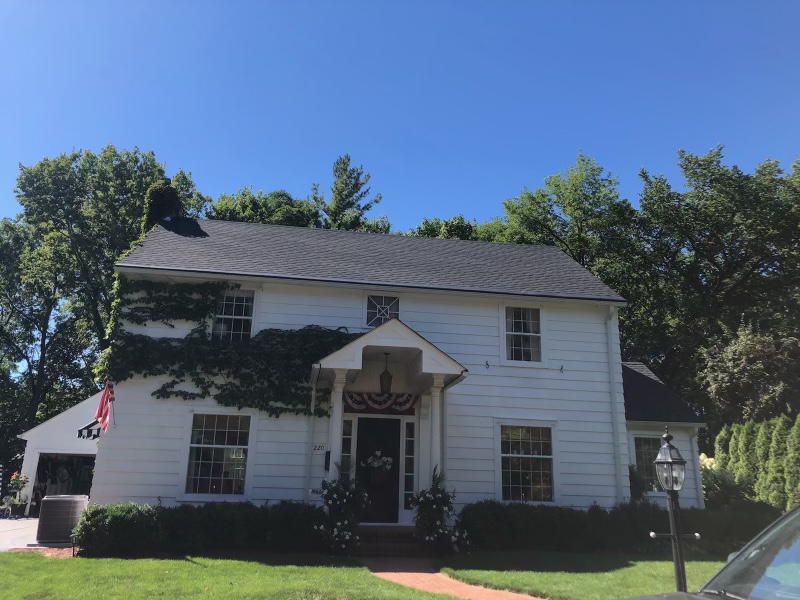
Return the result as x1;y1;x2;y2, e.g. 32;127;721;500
312;443;326;454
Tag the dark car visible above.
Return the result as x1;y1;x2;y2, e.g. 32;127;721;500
628;507;800;600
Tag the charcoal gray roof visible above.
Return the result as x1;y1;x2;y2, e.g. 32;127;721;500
623;362;704;424
117;219;625;302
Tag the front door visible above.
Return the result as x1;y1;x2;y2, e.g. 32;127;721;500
355;418;401;523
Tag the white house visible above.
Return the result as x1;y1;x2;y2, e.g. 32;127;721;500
82;219;704;524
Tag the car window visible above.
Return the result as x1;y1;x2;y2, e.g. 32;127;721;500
703;509;800;599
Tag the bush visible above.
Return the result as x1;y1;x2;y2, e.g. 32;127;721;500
73;501;325;557
456;500;781;556
411;468;469;553
701;466;754;509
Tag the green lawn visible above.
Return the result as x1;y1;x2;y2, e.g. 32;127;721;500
442;551;726;600
1;553;444;600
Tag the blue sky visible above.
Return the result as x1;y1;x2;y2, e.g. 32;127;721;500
1;1;798;231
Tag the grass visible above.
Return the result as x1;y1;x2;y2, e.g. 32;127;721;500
0;553;445;600
441;551;726;600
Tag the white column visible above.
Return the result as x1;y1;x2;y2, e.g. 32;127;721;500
430;374;445;477
327;369;348;478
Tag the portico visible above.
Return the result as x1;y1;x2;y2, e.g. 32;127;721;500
313;319;467;524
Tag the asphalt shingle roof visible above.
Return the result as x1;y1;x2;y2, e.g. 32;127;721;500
623;362;704;424
117;219;625;302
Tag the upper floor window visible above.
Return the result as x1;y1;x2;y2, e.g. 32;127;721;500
505;307;541;362
367;295;399;327
633;436;663;492
212;289;254;342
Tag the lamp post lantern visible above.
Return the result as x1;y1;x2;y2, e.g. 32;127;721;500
654;427;688;592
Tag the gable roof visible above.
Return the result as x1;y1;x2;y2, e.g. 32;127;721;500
117;219;625;303
622;362;704;424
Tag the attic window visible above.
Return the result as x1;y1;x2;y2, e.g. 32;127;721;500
367;295;399;327
212;290;254;342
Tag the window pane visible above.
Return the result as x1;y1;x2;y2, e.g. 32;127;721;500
501;425;554;502
366;295;400;326
186;414;250;495
634;437;663;491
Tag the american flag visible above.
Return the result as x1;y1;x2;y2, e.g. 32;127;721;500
95;379;115;431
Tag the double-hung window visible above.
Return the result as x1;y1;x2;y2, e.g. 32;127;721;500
212;289;254;342
500;425;553;502
186;414;250;495
634;436;663;492
505;307;541;362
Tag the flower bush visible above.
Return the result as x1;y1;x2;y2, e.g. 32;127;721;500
8;472;29;497
315;464;367;554
411;468;469;553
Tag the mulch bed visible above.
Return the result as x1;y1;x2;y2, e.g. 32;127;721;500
10;547;73;558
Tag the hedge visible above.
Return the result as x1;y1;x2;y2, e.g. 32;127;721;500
457;500;782;556
73;501;325;557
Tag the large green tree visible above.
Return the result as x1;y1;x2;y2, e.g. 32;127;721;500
311;154;389;232
208;188;320;228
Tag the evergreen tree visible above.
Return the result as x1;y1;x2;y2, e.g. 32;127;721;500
763;415;791;509
714;424;731;469
785;414;800;509
754;419;776;501
727;424;742;478
734;420;758;486
312;154;386;231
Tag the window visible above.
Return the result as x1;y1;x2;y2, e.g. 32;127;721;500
634;436;663;492
366;295;399;327
212;290;254;342
186;414;250;495
403;421;416;510
341;419;354;475
500;425;553;502
505;307;541;362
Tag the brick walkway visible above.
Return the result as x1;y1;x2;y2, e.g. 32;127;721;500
362;557;543;600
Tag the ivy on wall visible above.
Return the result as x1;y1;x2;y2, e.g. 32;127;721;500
100;276;361;416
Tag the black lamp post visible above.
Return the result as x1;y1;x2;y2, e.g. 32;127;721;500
654;427;688;592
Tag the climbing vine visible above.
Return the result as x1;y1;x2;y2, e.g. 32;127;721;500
100;276;361;416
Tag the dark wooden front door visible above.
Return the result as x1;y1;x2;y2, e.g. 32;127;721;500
356;418;401;523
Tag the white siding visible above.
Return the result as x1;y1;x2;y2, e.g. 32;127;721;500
95;278;633;509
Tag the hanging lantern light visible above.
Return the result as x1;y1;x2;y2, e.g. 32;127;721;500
380;352;393;394
654;428;687;492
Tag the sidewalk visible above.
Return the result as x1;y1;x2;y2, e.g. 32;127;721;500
362;557;542;600
0;518;39;551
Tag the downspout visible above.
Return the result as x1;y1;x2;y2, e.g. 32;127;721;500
305;364;321;501
606;306;625;502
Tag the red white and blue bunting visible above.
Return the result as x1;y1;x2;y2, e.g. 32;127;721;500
343;391;420;415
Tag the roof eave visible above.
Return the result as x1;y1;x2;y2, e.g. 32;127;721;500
114;264;627;305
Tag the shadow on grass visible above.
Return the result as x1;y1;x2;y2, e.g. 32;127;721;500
441;549;724;574
75;550;361;569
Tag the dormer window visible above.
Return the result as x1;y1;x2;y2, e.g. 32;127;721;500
366;295;399;327
212;290;254;342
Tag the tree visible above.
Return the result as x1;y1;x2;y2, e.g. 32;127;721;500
785;414;800;509
754;419;777;501
713;424;731;469
727;424;742;477
409;215;477;240
763;415;791;509
733;420;758;487
312;155;388;232
14;145;182;351
208;188;321;228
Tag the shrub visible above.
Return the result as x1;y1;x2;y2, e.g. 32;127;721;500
73;500;325;557
784;414;800;509
713;424;731;470
411;468;469;553
456;499;780;556
316;466;367;554
754;419;776;500
733;421;758;486
701;466;753;509
764;415;792;509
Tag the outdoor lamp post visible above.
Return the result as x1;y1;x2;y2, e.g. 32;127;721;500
654;427;688;592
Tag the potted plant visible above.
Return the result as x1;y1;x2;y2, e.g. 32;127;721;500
7;472;30;518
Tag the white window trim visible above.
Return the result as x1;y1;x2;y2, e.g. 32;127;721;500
628;431;667;497
498;302;547;367
362;290;403;328
493;418;560;504
177;408;259;502
207;287;259;340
